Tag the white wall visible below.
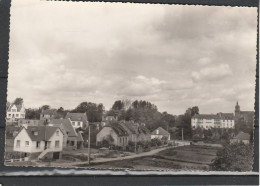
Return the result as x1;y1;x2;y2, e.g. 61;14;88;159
71;121;83;128
13;128;33;153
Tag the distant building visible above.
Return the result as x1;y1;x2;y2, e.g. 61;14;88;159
120;121;151;142
6;101;26;122
40;109;57;122
234;101;254;127
151;127;170;140
96;123;129;147
191;113;235;129
65;112;88;129
101;116;117;127
18;119;45;128
230;131;250;145
13;126;64;160
49;119;83;149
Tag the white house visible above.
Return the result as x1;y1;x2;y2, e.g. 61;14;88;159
6;101;25;122
65;112;88;129
13;126;64;160
151;127;170;140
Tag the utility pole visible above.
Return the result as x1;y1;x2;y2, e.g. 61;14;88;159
88;125;91;164
182;128;184;141
134;135;137;153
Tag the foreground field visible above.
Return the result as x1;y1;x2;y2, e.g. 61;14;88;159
77;145;221;170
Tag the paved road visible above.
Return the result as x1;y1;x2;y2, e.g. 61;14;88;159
55;145;181;167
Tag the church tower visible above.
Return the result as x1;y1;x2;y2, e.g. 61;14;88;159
235;101;240;118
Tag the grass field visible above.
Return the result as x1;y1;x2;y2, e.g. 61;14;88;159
77;145;222;170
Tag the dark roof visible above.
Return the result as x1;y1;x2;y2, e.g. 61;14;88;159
41;109;57;115
233;132;250;141
50;119;77;137
193;113;235;120
25;126;62;141
192;114;220;120
120;122;150;135
106;123;128;137
76;132;84;142
65;112;88;121
219;113;234;120
7;103;24;112
151;127;170;136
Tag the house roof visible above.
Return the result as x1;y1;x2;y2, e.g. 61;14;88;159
120;122;150;135
41;109;57;115
76;132;84;142
151;127;170;136
233;132;250;141
65;112;88;121
219;113;234;120
25;126;62;141
106;123;128;137
50;119;78;137
192;114;220;120
7;103;24;112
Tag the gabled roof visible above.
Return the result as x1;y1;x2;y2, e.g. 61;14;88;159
120;122;150;135
65;112;88;121
105;123;128;137
233;132;250;141
25;126;62;141
151;127;170;136
7;103;24;112
50;119;77;137
41;109;57;115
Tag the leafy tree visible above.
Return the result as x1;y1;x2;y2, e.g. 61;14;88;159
211;143;253;171
41;105;50;111
14;98;23;105
73;102;104;122
25;108;41;119
6;101;10;110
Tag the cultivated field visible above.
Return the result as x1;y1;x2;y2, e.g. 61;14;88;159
77;145;222;170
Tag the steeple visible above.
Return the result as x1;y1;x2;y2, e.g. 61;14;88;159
235;101;240;116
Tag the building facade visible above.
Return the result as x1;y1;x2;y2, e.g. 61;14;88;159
65;112;88;129
6;101;26;122
13;126;64;160
151;127;170;140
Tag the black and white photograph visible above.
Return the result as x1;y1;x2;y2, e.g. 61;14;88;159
4;0;257;172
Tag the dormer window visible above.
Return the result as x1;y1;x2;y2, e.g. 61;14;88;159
56;130;59;136
156;129;159;134
33;131;38;135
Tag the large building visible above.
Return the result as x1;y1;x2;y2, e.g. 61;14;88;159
192;113;235;129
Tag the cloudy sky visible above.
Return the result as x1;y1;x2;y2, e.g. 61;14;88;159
8;0;257;115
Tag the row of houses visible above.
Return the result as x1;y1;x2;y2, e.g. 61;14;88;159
191;101;254;130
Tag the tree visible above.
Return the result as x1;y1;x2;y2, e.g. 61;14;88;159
25;108;41;119
14;98;23;105
211;143;253;171
41;105;50;111
73;102;104;122
6;101;10;110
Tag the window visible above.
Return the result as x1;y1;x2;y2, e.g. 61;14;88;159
78;122;80;126
25;141;29;147
56;130;59;136
120;138;122;143
8;114;11;117
55;141;60;148
16;114;19;117
16;140;20;148
33;131;38;136
72;122;75;126
36;141;40;149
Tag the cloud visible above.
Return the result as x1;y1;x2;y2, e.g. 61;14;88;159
7;0;257;114
191;64;233;82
